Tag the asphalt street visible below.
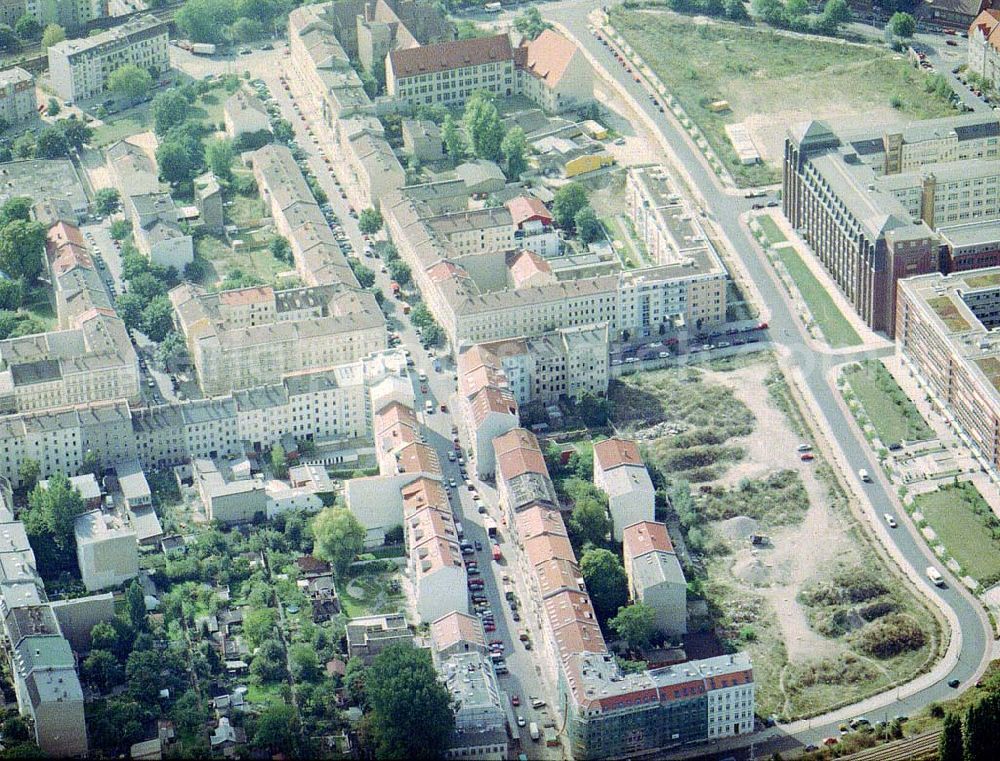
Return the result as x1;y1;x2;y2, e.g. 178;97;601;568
541;0;993;753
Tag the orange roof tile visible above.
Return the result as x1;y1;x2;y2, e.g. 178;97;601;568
218;285;275;306
496;446;547;482
593;438;643;471
396;442;441;477
470;385;518;427
390;34;513;78
505;196;552;228
520;29;578;89
515;504;568;542
534;557;586;600
430;611;485;652
524;532;577;568
401;477;449;516
622;521;674;561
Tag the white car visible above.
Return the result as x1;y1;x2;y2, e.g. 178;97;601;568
884;513;897;529
517;716;526;728
858;468;872;483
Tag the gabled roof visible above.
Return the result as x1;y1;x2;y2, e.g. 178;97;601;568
520;29;578;89
593;438;643;471
389;34;513;78
622;520;675;561
506;195;552;228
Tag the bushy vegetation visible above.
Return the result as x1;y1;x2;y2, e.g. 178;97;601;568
698;471;809;526
856;613;926;658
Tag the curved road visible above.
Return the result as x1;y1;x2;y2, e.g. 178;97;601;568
538;0;993;752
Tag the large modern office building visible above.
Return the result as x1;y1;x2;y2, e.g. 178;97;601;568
783;113;1000;334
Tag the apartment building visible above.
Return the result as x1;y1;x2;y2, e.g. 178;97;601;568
492;429;753;759
46;221;112;330
387;34;517;107
0;351;405;487
0;483;88;757
440;652;509;761
386;28;593;114
402;119;444;161
0;67;35;127
74;509;139;592
170;282;386;395
0;159;89;224
896;267;1000;471
622;520;686;637
456;344;519;478
593;438;655;541
345;128;406;209
251;143;359;288
425;206;515;257
48;15;170;102
506;195;559;258
192;458;267;525
430;610;488;659
970;9;1000;85
783;114;1000;334
405;503;466;622
25;0;105;31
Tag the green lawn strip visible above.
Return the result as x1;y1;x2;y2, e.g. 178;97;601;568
756;214;787;246
913;483;1000;586
610;9;957;187
772;243;861;348
843;361;933;447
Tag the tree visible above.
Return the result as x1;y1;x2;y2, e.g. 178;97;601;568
141;296;176;342
79;449;100;478
14;15;41;41
243;607;277;649
552;183;588;231
41;23;64;49
751;0;787;26
609;604;658;650
0;196;31;225
157;140;198;185
785;0;809;15
229;17;265;43
125;580;147;631
501;125;528;180
580;548;628;621
250;638;286;683
155;331;188;372
464;93;504;162
289;643;321;682
126;649;170;703
358;208;383;236
18;458;39;489
344;656;367;706
965;697;992;761
11;132;34;159
387;258;411;286
724;0;750;20
888;11;915;38
176;0;237;44
107;64;154;105
109;219;132;240
24;473;87;553
818;0;850;32
574;206;602;244
94;188;121;216
312;506;365;578
252;703;299;753
206;137;235;181
0;24;17;52
88;618;131;660
349;259;375;289
939;712;963;761
58;118;92;149
82;649;125;693
115;292;144;332
514;6;551;40
442;115;465;161
0;278;23;310
129;272;167;301
568;497;610;549
35;125;69;158
47;97;60;117
151;90;190;135
0;219;46;282
366;644;455;759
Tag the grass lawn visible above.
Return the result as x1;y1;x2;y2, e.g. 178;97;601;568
340;572;405;618
773;241;861;348
91;112;150;147
195;232;289;288
913;482;1000;586
22;285;56;331
756;214;787;247
610;9;958;186
246;681;286;708
843;360;933;447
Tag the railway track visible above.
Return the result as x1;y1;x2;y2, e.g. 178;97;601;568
839;729;941;761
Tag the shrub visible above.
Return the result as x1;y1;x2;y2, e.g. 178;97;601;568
856;614;925;658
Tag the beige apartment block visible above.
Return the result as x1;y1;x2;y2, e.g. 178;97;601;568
74;509;139;592
47;15;169;102
0;67;35;127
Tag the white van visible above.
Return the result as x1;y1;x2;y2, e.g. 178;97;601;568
529;722;540;741
926;566;945;587
858;468;872;483
425;399;434;413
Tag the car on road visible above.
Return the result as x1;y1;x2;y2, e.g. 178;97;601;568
927;566;946;587
858;468;872;482
800;453;814;462
517;716;526;728
474;540;482;551
796;444;812;452
949;678;961;688
511;695;520;707
884;513;897;528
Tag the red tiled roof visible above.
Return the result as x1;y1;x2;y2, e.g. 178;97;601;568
520;30;578;88
390;34;513;79
593;438;643;471
218;286;274;306
505;196;552;228
622;521;674;561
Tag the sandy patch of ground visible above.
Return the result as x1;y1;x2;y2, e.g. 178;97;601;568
701;360;850;662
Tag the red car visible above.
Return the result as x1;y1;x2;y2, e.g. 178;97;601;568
511;695;520;707
484;622;496;632
800;453;815;462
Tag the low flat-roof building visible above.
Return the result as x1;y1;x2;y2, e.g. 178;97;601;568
345;612;413;663
74;509;139;591
192;458;267;525
402;119;444;162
